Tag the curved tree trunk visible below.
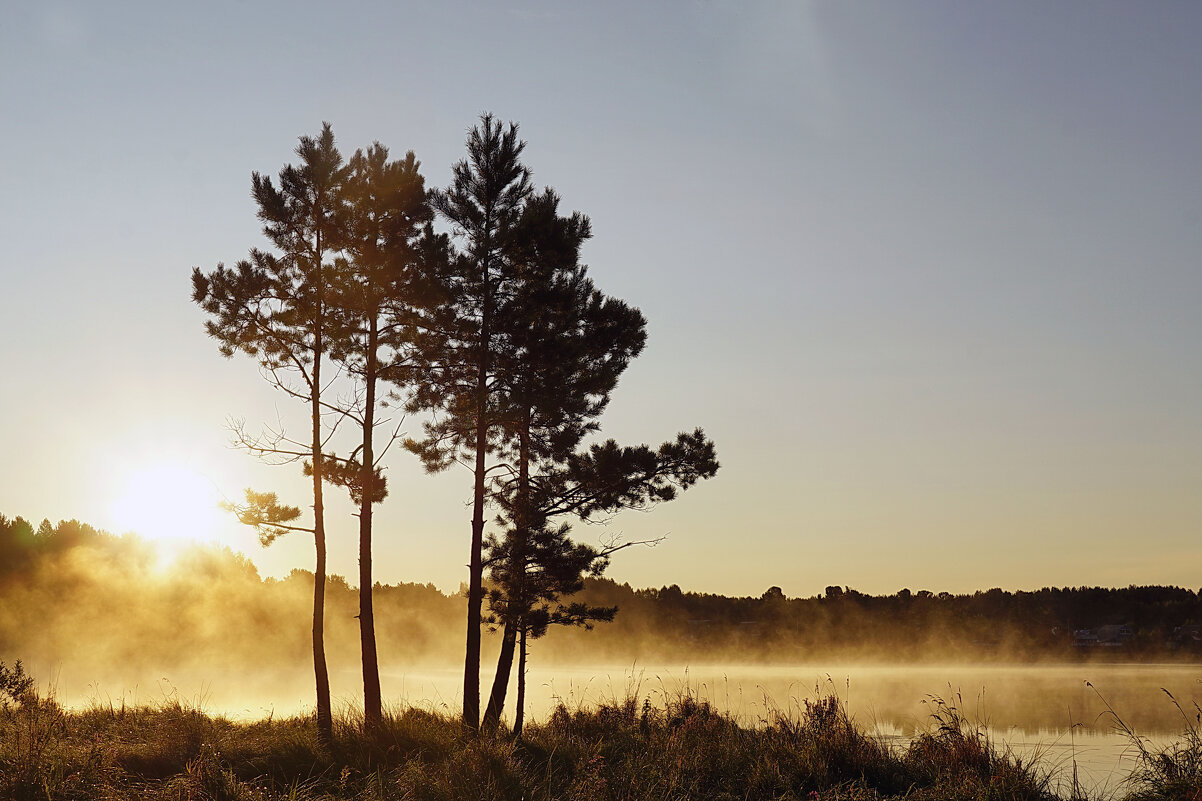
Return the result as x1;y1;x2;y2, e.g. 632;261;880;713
312;514;332;746
482;620;517;730
514;625;528;738
483;408;531;730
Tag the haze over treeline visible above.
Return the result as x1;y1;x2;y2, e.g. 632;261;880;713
3;515;1199;687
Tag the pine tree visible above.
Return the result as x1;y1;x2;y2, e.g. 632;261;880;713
191;123;348;745
405;114;533;729
323;142;442;732
483;518;616;735
477;189;643;729
482;430;719;732
408;115;719;732
476;190;719;731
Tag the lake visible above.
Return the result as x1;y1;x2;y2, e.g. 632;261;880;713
61;661;1202;799
506;663;1201;798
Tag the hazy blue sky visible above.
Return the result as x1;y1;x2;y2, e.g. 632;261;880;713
2;1;1200;597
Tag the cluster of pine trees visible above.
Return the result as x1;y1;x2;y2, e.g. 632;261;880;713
190;116;719;740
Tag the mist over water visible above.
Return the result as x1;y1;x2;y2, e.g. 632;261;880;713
43;659;1196;797
51;662;1198;738
4;523;1199;796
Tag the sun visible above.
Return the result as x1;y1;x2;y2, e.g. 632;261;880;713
110;461;226;544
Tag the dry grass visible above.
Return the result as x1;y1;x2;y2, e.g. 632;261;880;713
1090;684;1202;801
1;660;1193;800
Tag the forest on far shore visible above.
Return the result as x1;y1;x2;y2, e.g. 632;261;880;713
2;514;1200;673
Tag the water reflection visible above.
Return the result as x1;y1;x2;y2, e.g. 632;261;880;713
492;663;1196;799
65;662;1199;798
495;663;1201;737
65;662;1200;735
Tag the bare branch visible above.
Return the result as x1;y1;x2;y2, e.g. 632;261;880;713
597;532;667;557
373;417;407;468
226;417;310;463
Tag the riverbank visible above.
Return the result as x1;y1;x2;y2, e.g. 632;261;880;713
2;675;1198;800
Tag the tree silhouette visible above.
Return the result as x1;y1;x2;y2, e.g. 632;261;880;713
485;519;617;736
320;142;443;732
405;114;533;729
191;123;348;745
475;189;646;729
465;189;719;731
406;116;720;730
482;430;719;731
222;489;307;546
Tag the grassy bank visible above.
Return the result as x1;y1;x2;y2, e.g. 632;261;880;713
1;667;1198;800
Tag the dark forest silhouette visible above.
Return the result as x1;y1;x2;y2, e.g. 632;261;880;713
190;116;719;735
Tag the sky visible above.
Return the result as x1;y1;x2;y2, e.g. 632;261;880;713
2;1;1200;599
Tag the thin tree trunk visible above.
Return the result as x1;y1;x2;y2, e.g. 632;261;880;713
514;625;527;737
312;503;332;746
464;231;493;731
465;441;486;730
360;319;382;733
483;620;517;730
311;225;333;748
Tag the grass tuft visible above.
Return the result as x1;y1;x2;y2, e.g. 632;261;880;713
1094;685;1202;801
904;692;1057;800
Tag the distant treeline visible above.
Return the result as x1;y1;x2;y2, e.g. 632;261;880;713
564;580;1202;663
2;514;1199;671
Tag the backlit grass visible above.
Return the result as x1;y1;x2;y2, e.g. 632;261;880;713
1;660;1197;800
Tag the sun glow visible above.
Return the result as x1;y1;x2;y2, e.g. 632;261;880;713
110;461;226;544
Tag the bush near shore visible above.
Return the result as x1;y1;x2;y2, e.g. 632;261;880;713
3;661;1198;801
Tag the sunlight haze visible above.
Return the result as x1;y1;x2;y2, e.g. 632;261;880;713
107;461;226;545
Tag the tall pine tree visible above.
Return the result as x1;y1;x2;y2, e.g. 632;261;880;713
478;190;645;729
322;142;442;732
475;193;720;731
406;114;532;729
191;124;348;745
407;115;720;732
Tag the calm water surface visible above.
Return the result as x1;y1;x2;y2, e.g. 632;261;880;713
380;662;1200;797
69;662;1200;799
